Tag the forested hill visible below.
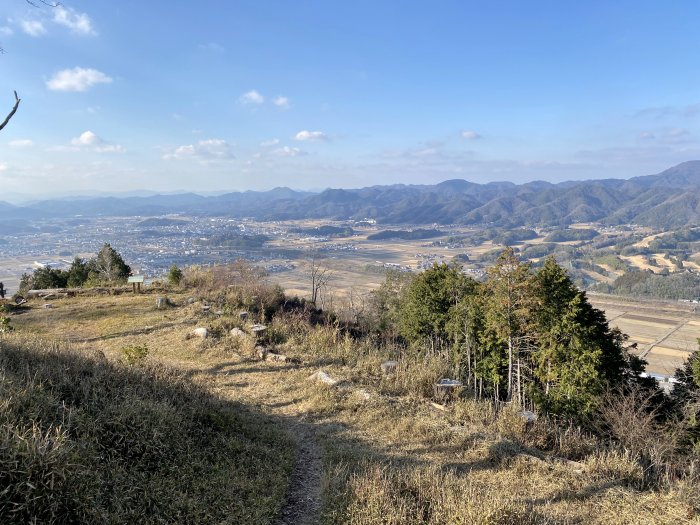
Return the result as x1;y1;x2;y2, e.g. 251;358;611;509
5;161;700;228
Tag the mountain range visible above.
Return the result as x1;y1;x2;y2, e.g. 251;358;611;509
2;161;700;229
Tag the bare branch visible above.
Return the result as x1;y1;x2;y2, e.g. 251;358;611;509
26;0;61;7
0;91;20;132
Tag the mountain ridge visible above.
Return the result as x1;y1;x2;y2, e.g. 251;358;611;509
4;162;700;228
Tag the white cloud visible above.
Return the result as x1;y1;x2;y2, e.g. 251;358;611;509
273;96;290;109
639;131;655;140
63;131;124;153
272;146;306;157
46;67;112;92
294;130;328;142
0;26;13;37
260;138;280;147
164;139;234;161
239;90;264;105
71;130;101;147
53;7;96;36
0;162;7;172
8;139;34;148
20;20;46;37
461;130;482;140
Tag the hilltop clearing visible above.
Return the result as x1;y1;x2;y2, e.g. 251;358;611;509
2;262;699;523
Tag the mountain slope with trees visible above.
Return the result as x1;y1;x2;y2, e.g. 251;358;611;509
5;161;700;228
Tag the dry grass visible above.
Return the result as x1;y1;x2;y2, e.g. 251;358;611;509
6;290;700;524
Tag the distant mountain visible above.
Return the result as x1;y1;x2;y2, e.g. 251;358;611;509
3;162;700;228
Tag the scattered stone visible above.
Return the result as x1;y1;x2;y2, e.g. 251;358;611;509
309;370;339;387
214;310;224;315
430;401;449;412
192;327;209;338
355;389;372;401
156;297;166;309
201;305;211;313
230;327;246;337
186;297;195;305
256;346;269;359
380;360;398;375
239;311;248;321
43;303;54;309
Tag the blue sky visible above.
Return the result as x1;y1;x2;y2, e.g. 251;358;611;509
1;1;700;200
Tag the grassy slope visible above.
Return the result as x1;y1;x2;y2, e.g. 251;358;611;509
5;291;700;524
0;299;294;524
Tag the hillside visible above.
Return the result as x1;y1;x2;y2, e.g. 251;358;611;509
5;161;700;228
2;265;699;524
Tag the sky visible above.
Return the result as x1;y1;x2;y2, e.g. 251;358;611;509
1;1;700;201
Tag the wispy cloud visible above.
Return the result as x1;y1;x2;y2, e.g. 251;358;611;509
461;130;482;140
273;96;290;109
239;90;264;105
271;146;306;157
46;67;112;92
295;130;328;142
260;138;280;147
8;139;34;148
163;139;234;161
53;7;96;36
635;103;700;119
20;19;46;37
0;26;13;37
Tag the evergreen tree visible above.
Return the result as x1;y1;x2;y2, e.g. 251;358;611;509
399;263;475;353
90;243;131;282
482;248;534;404
168;264;183;286
67;257;91;287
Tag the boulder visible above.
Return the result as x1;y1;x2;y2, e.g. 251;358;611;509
192;327;209;338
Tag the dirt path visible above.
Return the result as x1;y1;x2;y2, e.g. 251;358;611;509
273;423;323;525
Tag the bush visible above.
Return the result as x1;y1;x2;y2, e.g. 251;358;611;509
120;344;149;365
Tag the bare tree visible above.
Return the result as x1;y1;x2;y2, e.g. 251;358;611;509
0;91;20;132
309;249;332;306
0;1;60;131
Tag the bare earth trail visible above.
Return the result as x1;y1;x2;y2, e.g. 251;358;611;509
196;356;326;525
273;422;323;525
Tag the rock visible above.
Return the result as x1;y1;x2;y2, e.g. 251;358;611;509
256;346;269;359
155;297;166;309
381;360;398;375
186;297;195;305
518;410;537;424
309;370;338;386
230;327;246;337
201;305;211;313
192;327;209;338
239;311;248;321
43;303;54;309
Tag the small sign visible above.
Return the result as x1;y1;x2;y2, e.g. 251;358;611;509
128;276;145;284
